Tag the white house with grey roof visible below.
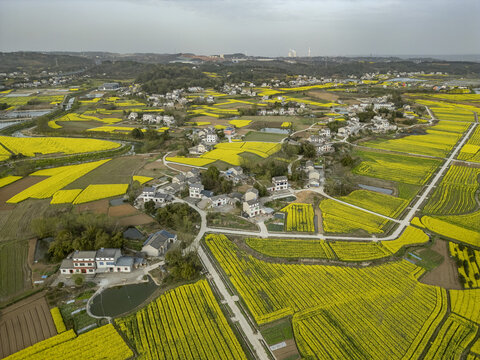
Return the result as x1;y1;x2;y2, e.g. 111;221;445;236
142;230;177;257
60;248;138;275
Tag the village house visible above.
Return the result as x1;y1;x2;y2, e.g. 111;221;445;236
128;112;138;120
210;194;229;207
223;166;246;184
189;183;204;198
243;199;261;218
271;176;289;191
244;188;259;202
142;230;177;257
60;248;138;275
189;143;210;155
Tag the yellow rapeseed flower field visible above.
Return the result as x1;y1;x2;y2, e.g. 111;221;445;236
72;184;128;204
116;280;247;360
132;176;153;184
0;175;22;188
7;160;110;203
206;234;447;360
0;136;120;158
4;324;132;360
50;189;82;204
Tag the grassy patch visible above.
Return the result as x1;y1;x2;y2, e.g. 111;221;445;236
412;248;444;271
207;212;258;231
0;240;29;300
244;131;286;142
261;318;294;345
65;156;146;188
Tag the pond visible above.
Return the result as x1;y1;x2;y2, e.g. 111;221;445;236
260;128;289;134
89;277;158;317
359;184;393;195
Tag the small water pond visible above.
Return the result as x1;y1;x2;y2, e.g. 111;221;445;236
89;277;158;317
358;184;393;195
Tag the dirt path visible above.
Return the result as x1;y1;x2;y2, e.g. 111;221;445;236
420;239;462;290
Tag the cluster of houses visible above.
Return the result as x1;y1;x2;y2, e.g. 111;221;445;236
60;248;145;275
188;126;237;155
59;230;178;276
127;112;176;127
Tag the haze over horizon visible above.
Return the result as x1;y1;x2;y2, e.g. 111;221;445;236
0;0;479;57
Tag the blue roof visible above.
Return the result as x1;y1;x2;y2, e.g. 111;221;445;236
159;230;176;239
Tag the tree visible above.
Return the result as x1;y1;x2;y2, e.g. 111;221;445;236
130;128;144;139
144;200;156;215
254;182;268;197
301;143;316;159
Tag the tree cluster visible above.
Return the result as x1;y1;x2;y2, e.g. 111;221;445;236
32;212;124;262
156;203;200;233
164;249;202;282
201;166;233;195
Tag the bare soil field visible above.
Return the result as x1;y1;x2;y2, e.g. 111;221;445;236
272;339;300;360
0;292;56;358
0;176;46;210
117;213;155;226
0;200;50;242
420;239;462;289
65;155;147;188
75;199;109;214
307;90;339;102
108;204;139;217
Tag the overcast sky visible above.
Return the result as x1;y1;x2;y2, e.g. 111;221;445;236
0;0;479;56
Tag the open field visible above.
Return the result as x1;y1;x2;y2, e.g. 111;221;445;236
419;214;480;247
423;165;480;215
281;203;315;232
168;141;281;166
338;189;408;218
420;240;462;290
320;199;390;234
361;127;463;158
246;226;428;262
206;234;456;359
6;160;110;204
243;131;286;142
0;292;57;358
116;280;247;360
0;136;120;159
458;126;480;162
353;149;441;185
449;242;480;289
0;240;30;300
4;324;132;360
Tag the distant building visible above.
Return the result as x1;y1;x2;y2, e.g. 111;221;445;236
98;82;120;91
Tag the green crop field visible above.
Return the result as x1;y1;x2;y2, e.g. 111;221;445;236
0;240;30;300
424;165;480;215
338;189;408;218
353;150;441;185
320;199;390;234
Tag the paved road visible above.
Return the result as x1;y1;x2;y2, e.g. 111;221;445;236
198;247;270;359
